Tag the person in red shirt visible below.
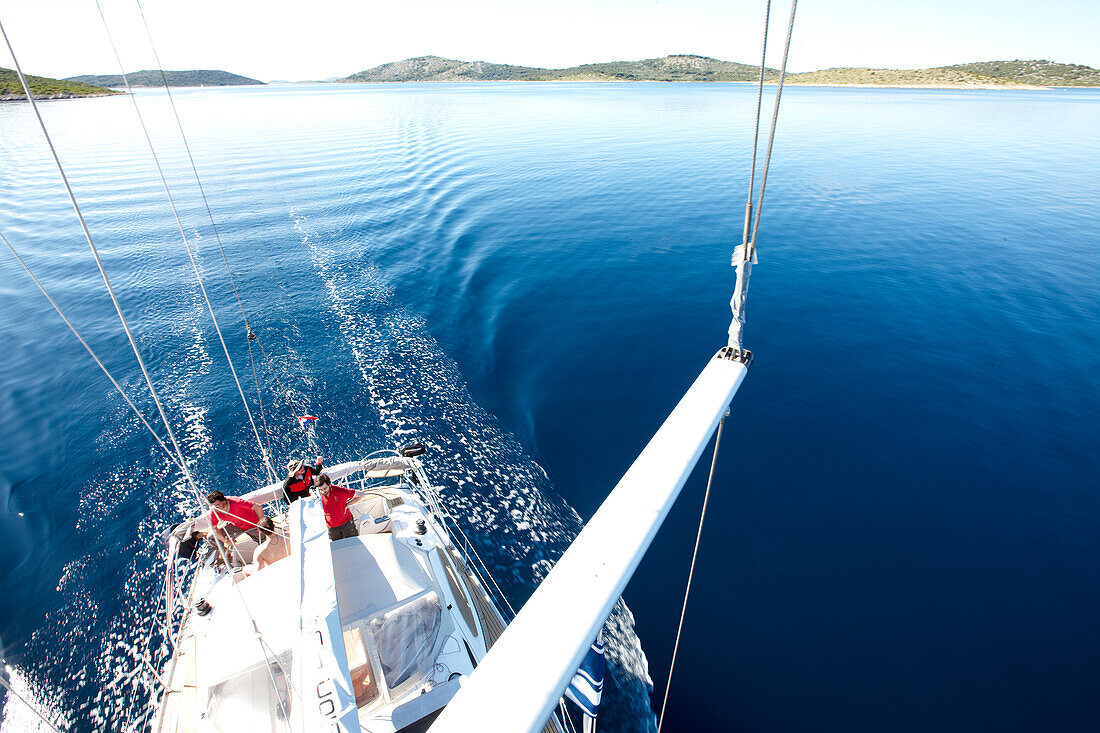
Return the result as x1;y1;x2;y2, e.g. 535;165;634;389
206;491;263;559
281;456;324;503
315;473;364;541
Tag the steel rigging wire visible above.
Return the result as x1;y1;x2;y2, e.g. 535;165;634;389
0;231;184;474
0;16;299;720
729;0;798;354
0;669;64;732
133;0;316;452
661;0;799;729
90;0;277;483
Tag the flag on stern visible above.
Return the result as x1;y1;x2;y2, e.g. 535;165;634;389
565;631;605;720
297;415;318;429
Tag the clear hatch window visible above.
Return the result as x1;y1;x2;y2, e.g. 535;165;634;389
370;592;443;691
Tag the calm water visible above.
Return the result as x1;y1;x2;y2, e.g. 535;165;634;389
1;82;1098;731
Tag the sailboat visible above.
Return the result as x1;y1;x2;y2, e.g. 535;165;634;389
151;344;747;733
0;0;797;729
154;448;570;732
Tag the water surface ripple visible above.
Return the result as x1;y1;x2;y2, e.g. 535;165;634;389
1;82;1098;732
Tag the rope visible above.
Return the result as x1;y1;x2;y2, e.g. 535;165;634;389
0;669;64;732
741;0;772;251
423;476;586;732
0;16;205;509
440;503;518;618
132;0;295;449
2;227;289;717
409;476;580;732
163;516;298;721
558;698;580;733
93;0;275;483
137;0;331;458
748;0;799;254
728;0;798;351
1;19;296;719
167;503;299;717
243;328;273;463
1;230;183;473
656;417;725;732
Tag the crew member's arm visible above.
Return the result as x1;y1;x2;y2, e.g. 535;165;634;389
347;488;376;505
208;508;227;545
307;456;324;487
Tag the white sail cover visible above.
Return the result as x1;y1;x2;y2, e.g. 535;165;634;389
326;456;417;480
288;498;360;733
728;244;755;351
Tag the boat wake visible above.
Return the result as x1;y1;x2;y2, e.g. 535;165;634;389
0;666;66;731
295;212;658;733
1;210;656;732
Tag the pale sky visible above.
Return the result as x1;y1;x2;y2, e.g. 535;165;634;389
1;0;1097;82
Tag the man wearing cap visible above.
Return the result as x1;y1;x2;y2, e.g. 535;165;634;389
281;455;323;503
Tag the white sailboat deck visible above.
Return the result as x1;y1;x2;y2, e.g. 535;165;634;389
151;457;562;733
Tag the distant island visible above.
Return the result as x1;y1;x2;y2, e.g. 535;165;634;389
7;58;1098;103
945;60;1100;86
341;55;773;83
339;55;1100;88
65;70;264;88
1;67;119;101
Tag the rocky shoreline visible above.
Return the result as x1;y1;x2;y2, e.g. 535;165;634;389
0;91;121;102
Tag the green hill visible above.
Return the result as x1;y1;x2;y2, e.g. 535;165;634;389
340;55;779;83
341;56;552;82
562;55;777;81
944;60;1100;87
1;67;119;100
787;67;1032;87
341;55;1100;87
65;70;264;88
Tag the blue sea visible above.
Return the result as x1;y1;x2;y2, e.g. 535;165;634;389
1;82;1098;731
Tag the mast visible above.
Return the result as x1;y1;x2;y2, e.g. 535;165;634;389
432;349;748;733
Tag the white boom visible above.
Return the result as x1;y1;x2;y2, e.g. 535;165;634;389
431;351;748;732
